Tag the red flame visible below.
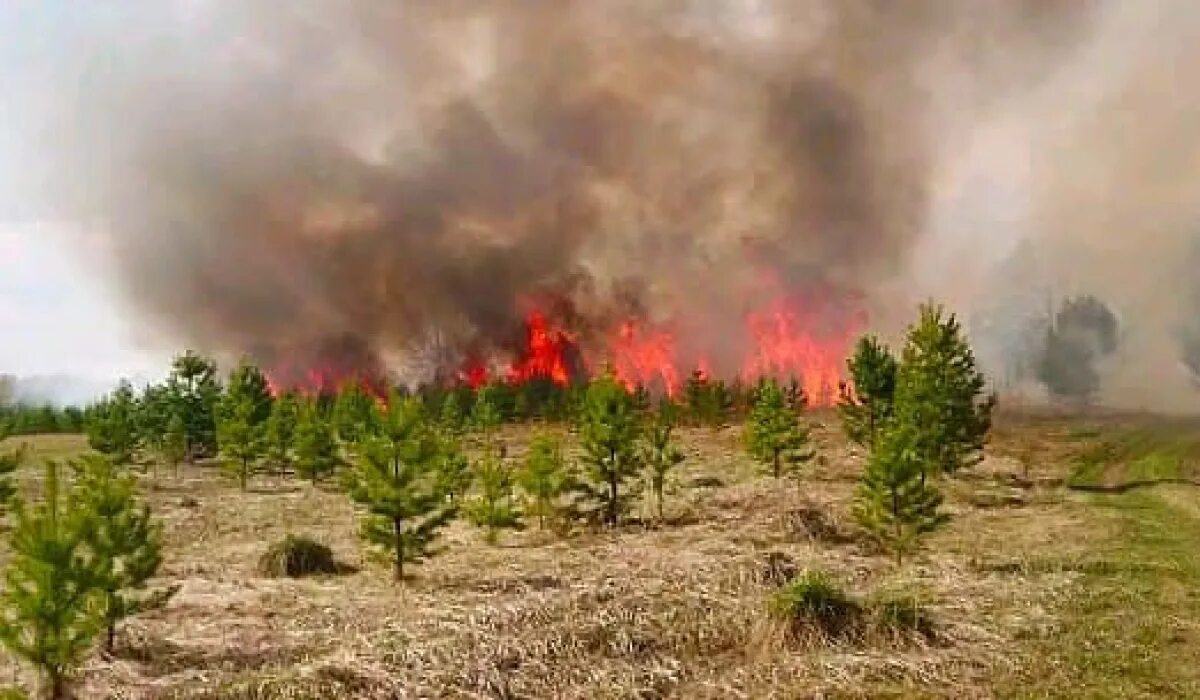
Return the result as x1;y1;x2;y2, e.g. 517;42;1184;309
610;321;681;396
266;361;388;400
505;310;574;386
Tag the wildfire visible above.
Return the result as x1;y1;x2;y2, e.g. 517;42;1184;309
506;310;574;386
610;321;681;396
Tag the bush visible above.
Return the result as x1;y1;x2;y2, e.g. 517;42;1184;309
257;535;341;578
768;570;862;641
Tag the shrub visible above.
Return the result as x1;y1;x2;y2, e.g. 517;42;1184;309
257;535;340;578
768;570;862;641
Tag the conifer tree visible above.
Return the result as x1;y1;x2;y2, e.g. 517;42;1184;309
852;422;948;564
435;448;473;505
262;394;299;475
437;390;468;437
744;379;815;484
292;402;341;484
838;335;898;449
574;375;643;526
343;396;456;581
217;393;264;491
333;381;376;445
134;383;171;473
223;361;273;427
84;381;139;465
0;463;102;700
466;450;522;544
472;385;503;444
0;424;22;516
517;433;570;530
69;456;170;654
161;413;188;478
165;351;221;460
643;402;684;521
893;303;996;481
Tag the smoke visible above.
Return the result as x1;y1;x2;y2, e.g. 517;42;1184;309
17;1;1200;404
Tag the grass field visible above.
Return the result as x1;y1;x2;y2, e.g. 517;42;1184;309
1;411;1199;698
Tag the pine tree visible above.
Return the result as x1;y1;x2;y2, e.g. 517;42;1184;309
574;375;643;526
744;379;815;484
69;456;171;654
161;413;188;478
893;303;996;481
472;385;504;444
84;381;139;465
343;396;456;581
437;390;468;437
262;394;300;475
466;449;522;544
217;393;264;491
643;402;684;521
435;448;473;505
852;422;948;564
0;463;102;700
223;361;273;427
517;433;569;530
165;351;222;460
292;402;341;484
838;336;898;449
134;383;171;476
0;424;22;517
333;381;376;445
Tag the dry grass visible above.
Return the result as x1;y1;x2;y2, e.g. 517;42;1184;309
0;414;1146;698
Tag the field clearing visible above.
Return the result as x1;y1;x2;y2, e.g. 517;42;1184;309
2;411;1199;698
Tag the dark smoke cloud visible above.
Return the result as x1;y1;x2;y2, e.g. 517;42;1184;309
20;1;1133;385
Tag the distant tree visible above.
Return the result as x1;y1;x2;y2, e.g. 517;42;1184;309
343;396;456;581
472;385;504;443
745;379;815;485
223;361;273;427
574;375;643;526
466;450;522;544
161;413;188;478
435;447;473;506
1038;295;1119;403
782;376;807;413
0;427;22;518
292;402;341;484
853;422;948;565
517;433;570;530
69;456;171;654
437;389;469;437
166;351;221;460
838;336;898;449
262;394;300;475
135;384;172;477
643;402;685;521
84;381;139;465
333;381;376;445
217;392;264;491
0;463;102;700
892;303;995;482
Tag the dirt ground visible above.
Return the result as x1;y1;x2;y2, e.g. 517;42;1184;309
0;410;1184;699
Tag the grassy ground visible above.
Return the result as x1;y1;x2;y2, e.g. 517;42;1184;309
0;413;1197;698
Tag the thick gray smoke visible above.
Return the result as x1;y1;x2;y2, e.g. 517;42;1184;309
17;1;1200;404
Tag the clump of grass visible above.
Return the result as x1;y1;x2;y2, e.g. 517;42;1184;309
767;569;862;643
868;588;937;642
257;534;342;578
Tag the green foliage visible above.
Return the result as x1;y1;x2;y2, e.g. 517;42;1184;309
166;351;222;459
466;450;522;544
343;397;457;581
161;413;188;476
257;535;340;578
135;383;173;474
838;336;898;449
292;402;342;484
434;448;473;505
684;371;733;428
643;402;684;520
84;380;139;465
222;361;273;427
262;394;299;474
0;431;22;518
744;379;814;483
0;463;103;700
69;455;171;654
436;389;469;436
768;569;862;639
892;303;995;480
217;391;264;491
518;433;570;530
853;422;948;564
0;402;82;437
333;381;377;444
472;385;504;441
574;375;643;526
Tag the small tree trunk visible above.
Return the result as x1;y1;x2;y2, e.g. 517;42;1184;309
49;671;66;700
656;484;664;521
607;472;619;526
106;618;116;655
773;450;781;479
393;517;405;581
240;457;249;491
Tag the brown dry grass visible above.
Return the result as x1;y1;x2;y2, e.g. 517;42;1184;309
0;415;1105;698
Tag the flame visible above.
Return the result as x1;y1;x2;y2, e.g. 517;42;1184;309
610;320;681;396
505;310;574;386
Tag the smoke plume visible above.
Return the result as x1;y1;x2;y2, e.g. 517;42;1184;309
19;1;1200;406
